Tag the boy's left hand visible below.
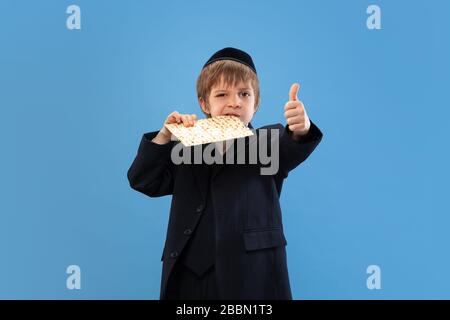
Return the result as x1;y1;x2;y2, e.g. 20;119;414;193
284;83;311;141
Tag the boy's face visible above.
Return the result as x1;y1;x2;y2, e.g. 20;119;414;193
199;77;256;126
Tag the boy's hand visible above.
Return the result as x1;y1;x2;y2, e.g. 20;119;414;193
152;111;198;145
164;111;197;128
284;83;311;141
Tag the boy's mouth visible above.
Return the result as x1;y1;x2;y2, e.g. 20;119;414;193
224;113;240;117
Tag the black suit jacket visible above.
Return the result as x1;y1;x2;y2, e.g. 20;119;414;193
127;121;323;299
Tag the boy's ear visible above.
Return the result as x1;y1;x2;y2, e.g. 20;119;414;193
199;97;210;115
253;99;260;114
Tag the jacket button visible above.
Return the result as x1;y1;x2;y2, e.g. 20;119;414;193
184;228;192;236
196;204;204;213
170;251;178;258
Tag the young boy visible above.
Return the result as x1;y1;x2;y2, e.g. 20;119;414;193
127;47;323;300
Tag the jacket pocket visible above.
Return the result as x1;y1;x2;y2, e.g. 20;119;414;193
242;228;287;251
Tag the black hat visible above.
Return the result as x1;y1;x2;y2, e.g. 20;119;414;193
202;47;257;74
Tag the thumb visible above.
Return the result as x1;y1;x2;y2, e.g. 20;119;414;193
289;83;300;101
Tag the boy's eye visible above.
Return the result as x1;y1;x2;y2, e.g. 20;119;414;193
215;92;251;97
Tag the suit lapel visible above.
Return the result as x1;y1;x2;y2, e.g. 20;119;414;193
191;122;255;196
210;122;255;180
191;146;212;203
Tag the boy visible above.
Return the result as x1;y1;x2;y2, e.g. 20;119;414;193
127;47;323;299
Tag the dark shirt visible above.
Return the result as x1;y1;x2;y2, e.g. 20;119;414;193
180;160;224;277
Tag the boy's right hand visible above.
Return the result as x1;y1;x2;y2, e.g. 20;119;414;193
152;111;198;145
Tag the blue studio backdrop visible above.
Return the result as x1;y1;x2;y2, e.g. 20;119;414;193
1;0;449;299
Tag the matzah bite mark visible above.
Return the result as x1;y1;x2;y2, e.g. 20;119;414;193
165;115;254;147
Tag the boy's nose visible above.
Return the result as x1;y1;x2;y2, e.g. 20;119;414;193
227;95;241;108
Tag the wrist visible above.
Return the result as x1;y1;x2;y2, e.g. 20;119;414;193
152;129;171;145
160;128;171;139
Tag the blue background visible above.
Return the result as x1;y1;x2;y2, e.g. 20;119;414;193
1;0;449;299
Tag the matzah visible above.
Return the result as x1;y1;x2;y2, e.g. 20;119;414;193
164;115;254;147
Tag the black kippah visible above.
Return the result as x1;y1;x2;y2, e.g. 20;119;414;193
202;47;257;74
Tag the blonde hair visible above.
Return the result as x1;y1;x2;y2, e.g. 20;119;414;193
196;60;260;117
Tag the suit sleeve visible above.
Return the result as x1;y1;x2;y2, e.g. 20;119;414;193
276;119;323;180
127;131;176;197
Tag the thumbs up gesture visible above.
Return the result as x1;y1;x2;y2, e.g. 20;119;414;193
284;83;311;140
